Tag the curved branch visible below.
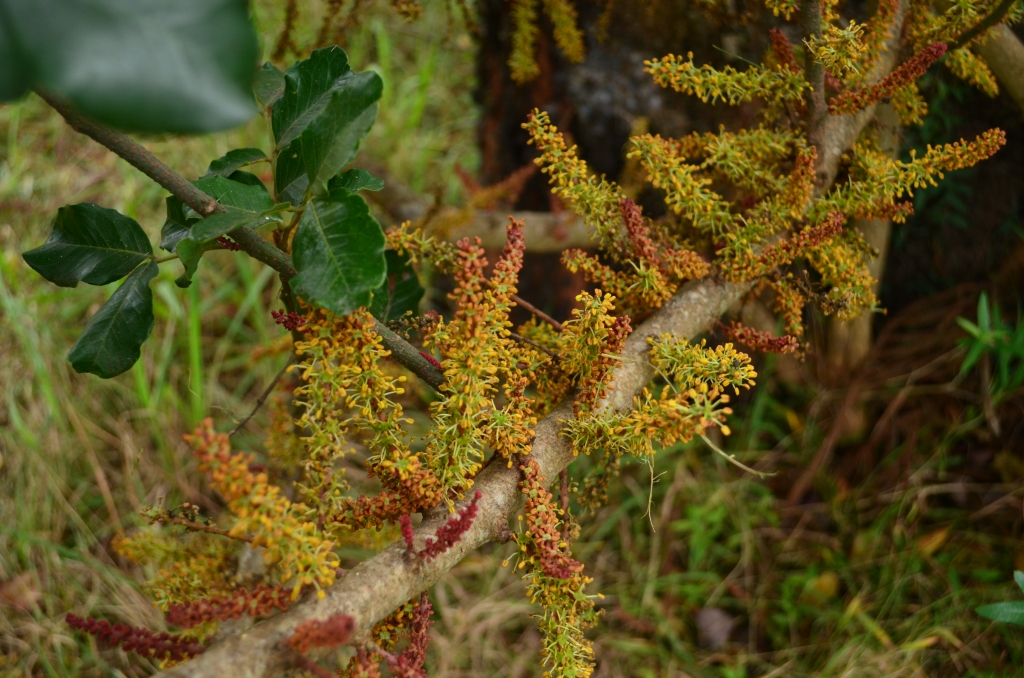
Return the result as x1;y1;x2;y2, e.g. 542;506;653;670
156;275;752;678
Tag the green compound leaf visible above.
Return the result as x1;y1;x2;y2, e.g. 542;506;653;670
369;250;424;323
160;196;196;252
330;168;384;193
254;62;285;107
976;601;1024;625
270;47;381;199
274;138;309;206
23;203;152;288
300;71;381;193
188;175;280;242
272;46;356;147
0;0;258;133
291;188;386;315
205;148;268;178
68;260;158;378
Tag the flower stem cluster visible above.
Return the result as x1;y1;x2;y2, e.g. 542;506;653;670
185;420;340;599
288;613;356;654
165;585;291;629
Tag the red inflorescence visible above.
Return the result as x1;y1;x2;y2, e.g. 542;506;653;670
66;613;206;661
419;351;442;369
418;491;481;562
399;514;416;550
385;591;433;678
769;28;800;73
216;236;242;251
165;585;292;629
288;613;356;655
271;309;308;331
830;43;947;114
720;321;800;355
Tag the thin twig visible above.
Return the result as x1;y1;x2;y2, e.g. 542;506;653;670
230;359;294;437
38;92;447;394
511;293;564;332
700;435;776;478
167;517;254;543
948;0;1017;51
510;332;561;361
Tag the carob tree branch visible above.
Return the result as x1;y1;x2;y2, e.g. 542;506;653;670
38;92;445;392
155;50;893;667
65;3;902;671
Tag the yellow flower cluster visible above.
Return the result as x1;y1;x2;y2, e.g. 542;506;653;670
807;20;869;78
425;220;528;497
185;420;339;599
523;110;626;248
508;0;585;84
644;52;807;107
560;290;631;414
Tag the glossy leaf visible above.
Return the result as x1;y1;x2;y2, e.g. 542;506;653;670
67;260;158;378
188;175;280;242
254;62;285;107
1017;571;1024;594
23;203;152;288
272;47;355;147
300;71;381;192
160;197;196;252
330;168;384;193
369;250;424;322
976;601;1024;625
275;138;310;205
291;188;386;315
206;148;268;177
0;0;258;133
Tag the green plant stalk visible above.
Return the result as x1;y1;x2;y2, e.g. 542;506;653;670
188;282;204;424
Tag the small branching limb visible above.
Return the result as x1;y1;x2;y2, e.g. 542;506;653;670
830;43;948;114
166;586;292;629
424;219;526;496
644;51;808;106
719;321;801;354
288;614;356;654
513;455;598;678
560;291;632;414
185;420;339;599
67;614;206;662
524;110;627;250
628;134;734;236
